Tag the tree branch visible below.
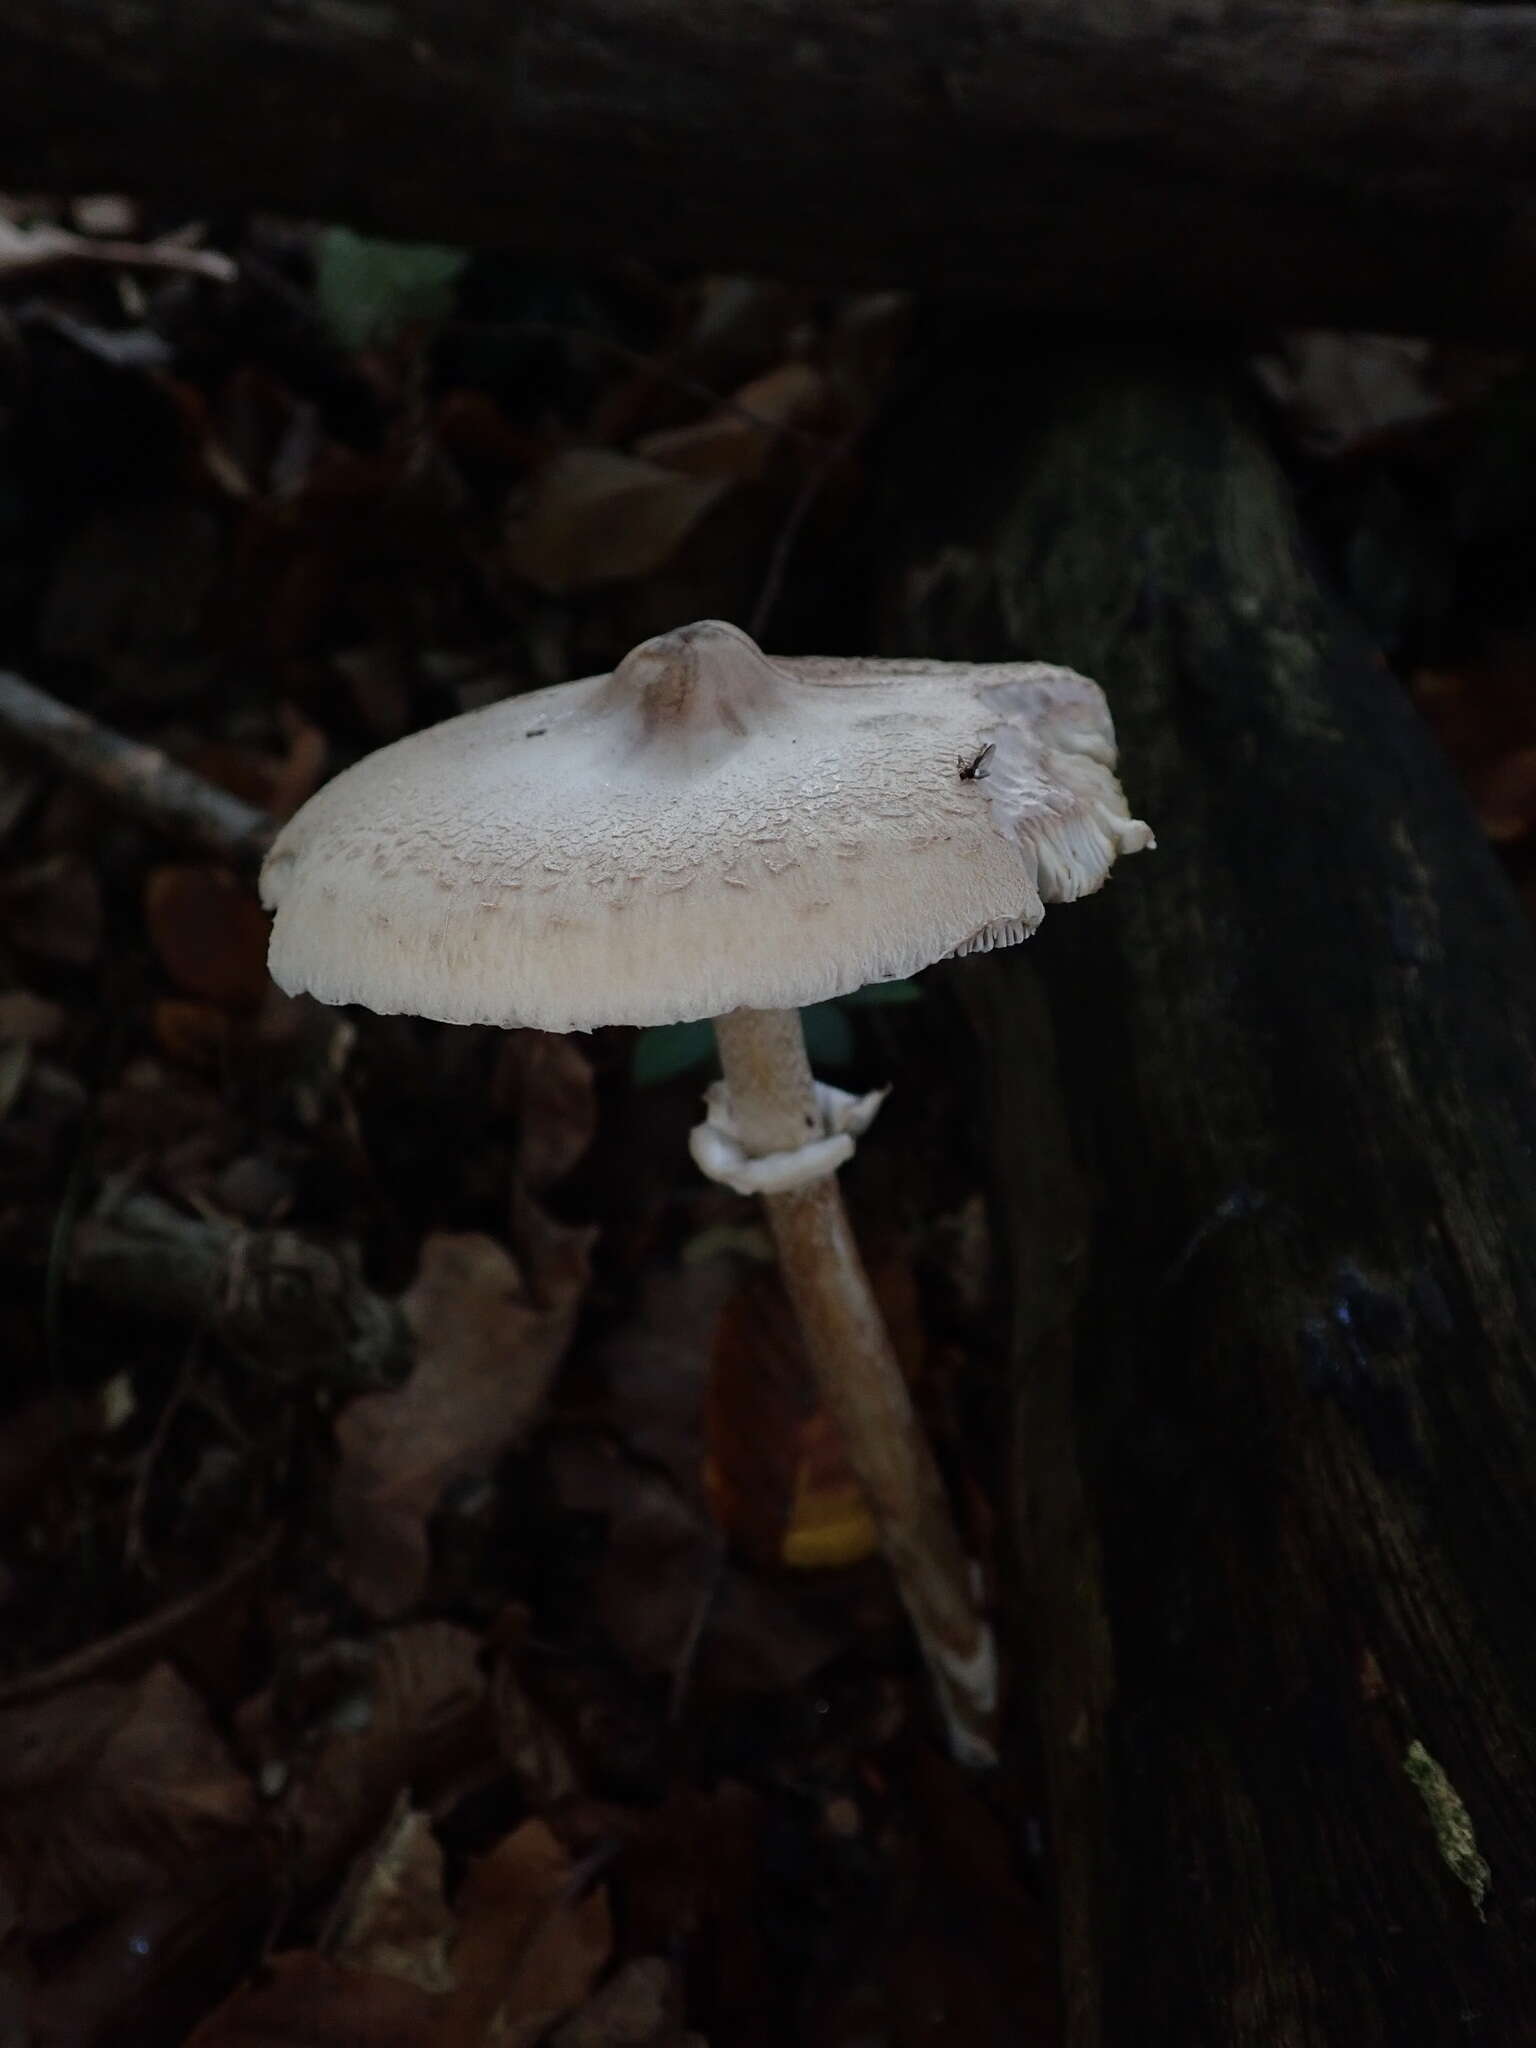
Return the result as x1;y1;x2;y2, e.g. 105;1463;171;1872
0;670;273;867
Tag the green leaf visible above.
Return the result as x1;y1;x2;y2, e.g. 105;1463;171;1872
801;1001;856;1068
840;977;925;1007
631;988;901;1088
632;1018;717;1087
315;228;468;352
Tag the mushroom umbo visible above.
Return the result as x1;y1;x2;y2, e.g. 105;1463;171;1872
261;619;1152;1763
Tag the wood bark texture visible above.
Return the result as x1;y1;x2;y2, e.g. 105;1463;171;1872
5;2;1536;334
879;346;1536;2043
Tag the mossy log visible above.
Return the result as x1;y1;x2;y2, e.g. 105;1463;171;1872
882;347;1536;2044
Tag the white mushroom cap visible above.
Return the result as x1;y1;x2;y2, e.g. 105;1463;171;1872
260;621;1152;1031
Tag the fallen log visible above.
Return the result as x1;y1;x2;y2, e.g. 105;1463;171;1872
881;346;1536;2042
5;3;1536;335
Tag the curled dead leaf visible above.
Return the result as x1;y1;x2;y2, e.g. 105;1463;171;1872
190;1817;611;2048
332;1805;456;1995
0;1663;258;1934
633;362;827;482
444;1817;612;2048
332;1222;591;1617
248;1622;488;1886
504;448;729;594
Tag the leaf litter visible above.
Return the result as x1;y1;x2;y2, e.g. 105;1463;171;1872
49;190;1536;2046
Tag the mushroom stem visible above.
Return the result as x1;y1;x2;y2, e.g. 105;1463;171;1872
711;1005;998;1766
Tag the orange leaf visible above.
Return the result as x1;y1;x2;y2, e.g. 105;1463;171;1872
444;1817;611;2048
186;1952;440;2048
704;1263;879;1572
145;866;272;1010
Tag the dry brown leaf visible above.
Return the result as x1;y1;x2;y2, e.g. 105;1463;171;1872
494;1031;597;1191
489;1654;581;1809
332;1805;456;1995
443;1818;612;2048
670;276;811;402
186;1951;441;2048
145;866;273;1011
193;1818;610;2048
332;1224;590;1617
254;1622;489;1885
504;448;729;594
633;362;827;481
565;1262;842;1689
0;1662;257;1933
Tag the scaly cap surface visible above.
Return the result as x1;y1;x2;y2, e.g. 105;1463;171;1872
261;620;1152;1029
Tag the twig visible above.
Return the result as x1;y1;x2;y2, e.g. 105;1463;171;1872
0;1532;280;1705
0;669;274;865
0;217;235;285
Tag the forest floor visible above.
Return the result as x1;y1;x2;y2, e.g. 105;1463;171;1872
0;201;1531;2047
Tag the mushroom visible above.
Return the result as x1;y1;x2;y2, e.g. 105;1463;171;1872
261;619;1152;1764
